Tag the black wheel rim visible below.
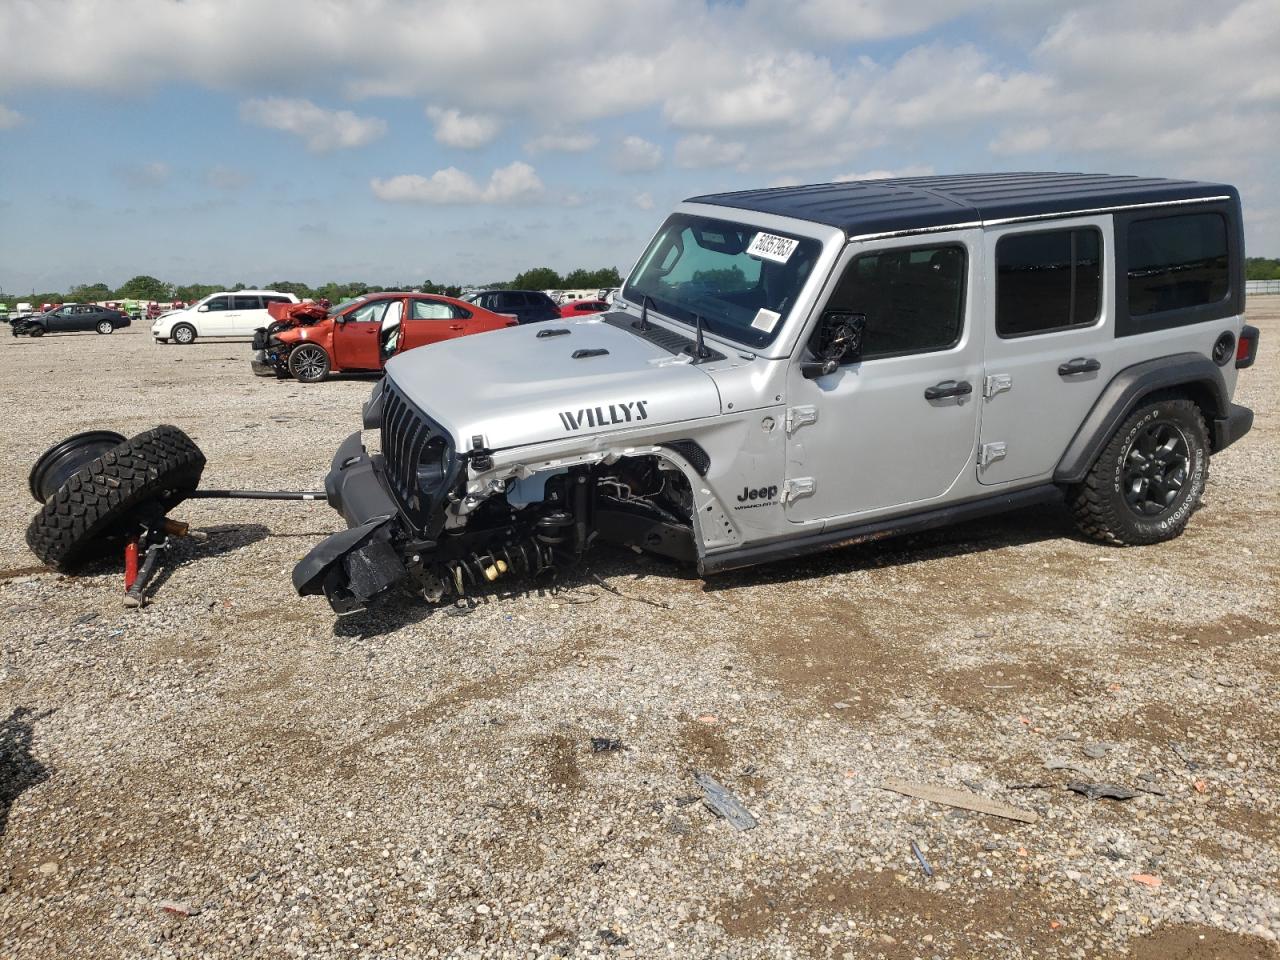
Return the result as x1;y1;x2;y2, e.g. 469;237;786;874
1121;420;1191;517
293;346;326;380
28;430;127;502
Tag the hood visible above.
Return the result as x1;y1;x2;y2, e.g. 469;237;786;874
385;317;723;450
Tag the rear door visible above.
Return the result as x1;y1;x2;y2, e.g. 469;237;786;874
226;295;263;335
785;231;985;524
399;297;467;352
332;298;389;370
977;217;1115;485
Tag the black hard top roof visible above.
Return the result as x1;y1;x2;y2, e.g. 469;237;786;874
687;172;1236;237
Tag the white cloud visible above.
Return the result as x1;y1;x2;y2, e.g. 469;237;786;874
371;161;544;204
525;131;598;154
612;136;662;173
632;192;655;210
988;127;1052;154
425;106;501;149
240;97;386;152
0;103;22;129
674;134;746;169
834;165;935;182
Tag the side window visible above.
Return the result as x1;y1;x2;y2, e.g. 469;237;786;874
996;228;1101;338
262;295;291;306
347;301;389;323
411;299;454;320
1127;213;1228;316
827;244;967;360
204;296;230;311
232;295;262;310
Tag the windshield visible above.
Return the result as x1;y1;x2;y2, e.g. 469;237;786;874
328;296;368;317
623;213;821;348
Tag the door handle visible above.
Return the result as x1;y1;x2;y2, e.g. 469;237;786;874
449;324;464;330
924;380;973;401
1058;357;1101;376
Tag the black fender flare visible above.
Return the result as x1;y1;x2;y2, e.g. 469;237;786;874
1053;352;1228;485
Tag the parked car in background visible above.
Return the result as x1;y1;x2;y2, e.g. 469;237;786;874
462;289;560;324
12;303;131;337
559;298;610;318
151;290;299;343
251;291;518;383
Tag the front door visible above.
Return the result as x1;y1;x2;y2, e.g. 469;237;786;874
977;217;1114;485
785;230;985;524
333;298;390;370
200;295;233;334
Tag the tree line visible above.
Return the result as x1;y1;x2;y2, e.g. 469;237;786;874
1247;258;1280;281
2;266;625;306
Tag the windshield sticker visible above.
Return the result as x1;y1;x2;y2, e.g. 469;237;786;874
747;232;798;264
750;308;781;333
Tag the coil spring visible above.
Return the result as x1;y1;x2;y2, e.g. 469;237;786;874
443;537;558;597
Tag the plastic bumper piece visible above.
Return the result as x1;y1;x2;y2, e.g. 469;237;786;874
292;431;408;614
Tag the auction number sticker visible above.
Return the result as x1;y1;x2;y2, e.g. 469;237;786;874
751;308;781;332
746;232;798;264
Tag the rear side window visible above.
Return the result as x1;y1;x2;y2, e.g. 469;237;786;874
828;244;967;360
996;228;1101;338
411;299;456;320
1127;213;1228;316
262;295;292;306
232;295;261;310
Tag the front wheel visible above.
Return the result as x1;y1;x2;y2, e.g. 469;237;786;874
27;325;44;338
171;323;196;345
96;320;114;335
1070;397;1209;546
288;343;331;383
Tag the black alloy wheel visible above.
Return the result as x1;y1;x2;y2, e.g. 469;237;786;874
1120;420;1191;517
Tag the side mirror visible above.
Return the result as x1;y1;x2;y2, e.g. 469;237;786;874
801;311;865;380
197;304;209;313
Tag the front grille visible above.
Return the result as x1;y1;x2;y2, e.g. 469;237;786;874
380;378;450;531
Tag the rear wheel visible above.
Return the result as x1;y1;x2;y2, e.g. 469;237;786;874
288;343;331;383
96;320;114;335
172;323;196;345
1070;397;1208;546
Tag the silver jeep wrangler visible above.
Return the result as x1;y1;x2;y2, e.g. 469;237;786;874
294;172;1258;614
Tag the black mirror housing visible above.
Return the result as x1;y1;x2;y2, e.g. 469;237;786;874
808;310;866;371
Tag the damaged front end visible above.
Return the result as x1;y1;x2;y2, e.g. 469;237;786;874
293;378;699;615
251;300;329;377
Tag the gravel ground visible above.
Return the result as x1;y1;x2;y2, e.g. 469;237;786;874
0;307;1277;960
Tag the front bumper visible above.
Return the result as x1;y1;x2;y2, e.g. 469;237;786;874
1212;402;1253;453
292;431;411;614
250;349;277;377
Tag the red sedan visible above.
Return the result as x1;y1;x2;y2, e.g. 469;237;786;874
559;299;610;318
252;292;517;382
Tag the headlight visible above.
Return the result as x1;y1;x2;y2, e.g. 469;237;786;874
415;436;451;495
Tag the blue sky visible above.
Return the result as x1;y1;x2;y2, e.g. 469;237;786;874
1;0;1275;294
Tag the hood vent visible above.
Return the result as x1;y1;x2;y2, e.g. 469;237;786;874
603;312;725;362
571;348;609;359
536;328;570;338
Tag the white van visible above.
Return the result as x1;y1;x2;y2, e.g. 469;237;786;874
152;290;299;344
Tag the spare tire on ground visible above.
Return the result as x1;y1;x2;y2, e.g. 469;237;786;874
26;425;206;571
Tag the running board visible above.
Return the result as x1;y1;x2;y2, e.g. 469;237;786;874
699;484;1062;575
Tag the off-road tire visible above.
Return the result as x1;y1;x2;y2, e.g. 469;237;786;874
25;425;206;571
172;323;196;345
27;325;44;338
96;320;114;335
288;343;331;383
1069;397;1208;546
